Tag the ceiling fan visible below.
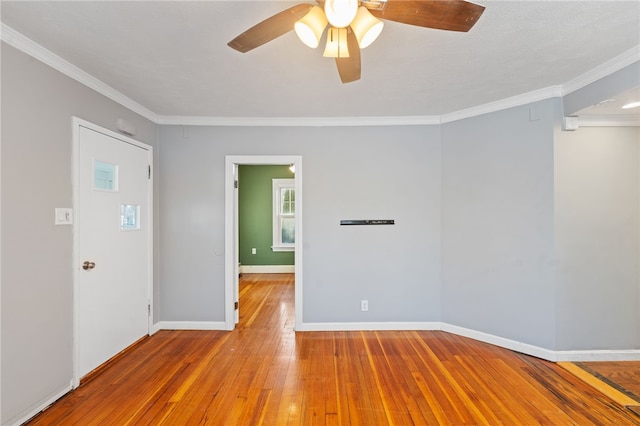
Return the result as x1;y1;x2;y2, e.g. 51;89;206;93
228;0;485;83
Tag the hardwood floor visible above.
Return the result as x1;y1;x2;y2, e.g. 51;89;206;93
574;361;640;402
27;273;639;425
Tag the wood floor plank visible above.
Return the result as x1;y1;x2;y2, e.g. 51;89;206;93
26;273;640;425
573;361;640;402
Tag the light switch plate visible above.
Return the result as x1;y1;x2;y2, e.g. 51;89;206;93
55;208;73;225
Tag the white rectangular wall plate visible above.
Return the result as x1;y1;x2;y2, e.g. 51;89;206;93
55;208;73;225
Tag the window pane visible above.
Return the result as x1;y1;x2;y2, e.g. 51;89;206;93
120;204;140;230
281;188;295;215
281;217;295;244
94;160;117;190
273;178;295;249
281;189;287;214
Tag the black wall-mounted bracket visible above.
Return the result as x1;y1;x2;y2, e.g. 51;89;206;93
340;219;395;226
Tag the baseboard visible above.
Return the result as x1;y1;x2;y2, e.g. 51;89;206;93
158;321;228;331
150;322;161;335
297;321;639;362
240;265;294;274
298;322;554;361
439;324;640;362
7;383;73;426
296;321;442;332
554;349;640;362
441;323;558;362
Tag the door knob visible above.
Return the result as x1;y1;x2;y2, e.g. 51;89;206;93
82;261;96;270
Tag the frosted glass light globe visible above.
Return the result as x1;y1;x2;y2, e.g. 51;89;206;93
324;0;358;28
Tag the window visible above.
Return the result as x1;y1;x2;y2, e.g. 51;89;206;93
94;160;118;191
120;204;140;231
272;179;295;251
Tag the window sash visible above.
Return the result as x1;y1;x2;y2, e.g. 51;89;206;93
273;179;295;250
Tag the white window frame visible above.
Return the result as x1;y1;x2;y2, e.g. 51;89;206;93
272;178;295;252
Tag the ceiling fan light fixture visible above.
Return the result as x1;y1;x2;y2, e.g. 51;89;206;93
294;6;328;48
323;27;350;58
324;0;359;28
351;6;384;48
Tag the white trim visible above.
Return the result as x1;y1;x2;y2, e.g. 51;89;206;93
272;178;295;251
157;321;228;331
0;23;158;123
6;383;72;426
150;322;162;335
441;86;564;124
71;117;154;388
240;265;295;274
157;115;441;127
578;115;640;127
225;156;303;332
554;350;640;362
562;46;640;96
271;246;294;252
440;323;558;362
297;322;442;331
297;321;640;362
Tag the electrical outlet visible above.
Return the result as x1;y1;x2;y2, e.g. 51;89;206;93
251;248;257;255
361;300;368;312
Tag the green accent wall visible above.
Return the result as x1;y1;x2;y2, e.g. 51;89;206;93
239;165;295;266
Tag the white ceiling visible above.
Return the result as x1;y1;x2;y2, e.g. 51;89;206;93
1;0;639;119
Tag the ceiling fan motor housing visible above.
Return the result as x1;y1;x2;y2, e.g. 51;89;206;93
360;0;389;11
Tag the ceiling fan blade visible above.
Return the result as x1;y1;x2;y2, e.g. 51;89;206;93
370;0;485;32
335;27;361;83
228;4;315;53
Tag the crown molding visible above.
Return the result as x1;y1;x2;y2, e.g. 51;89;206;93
578;115;640;127
157;115;441;126
0;23;159;123
562;46;640;96
440;86;564;124
2;23;637;127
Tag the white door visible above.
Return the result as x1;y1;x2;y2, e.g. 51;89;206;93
75;121;151;381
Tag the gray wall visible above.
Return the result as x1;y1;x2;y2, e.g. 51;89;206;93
158;125;442;323
563;62;640;116
441;99;558;349
1;43;157;425
554;126;640;350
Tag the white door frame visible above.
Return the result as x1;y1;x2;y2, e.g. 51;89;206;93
71;117;153;387
224;156;303;331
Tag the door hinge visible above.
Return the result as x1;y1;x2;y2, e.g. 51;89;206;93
148;165;151;179
234;301;239;310
148;304;151;316
234;180;238;189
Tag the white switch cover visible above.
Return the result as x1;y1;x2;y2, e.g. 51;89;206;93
55;208;73;225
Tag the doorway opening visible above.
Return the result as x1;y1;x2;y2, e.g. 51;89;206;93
224;156;303;331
